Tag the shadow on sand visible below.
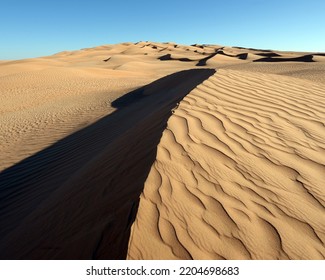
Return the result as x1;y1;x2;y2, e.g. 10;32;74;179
253;54;315;62
0;68;216;259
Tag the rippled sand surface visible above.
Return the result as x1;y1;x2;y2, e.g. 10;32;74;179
1;42;324;259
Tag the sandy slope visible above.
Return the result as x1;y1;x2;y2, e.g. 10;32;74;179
127;70;325;259
0;62;151;171
0;42;324;259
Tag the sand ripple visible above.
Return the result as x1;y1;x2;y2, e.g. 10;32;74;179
128;70;325;260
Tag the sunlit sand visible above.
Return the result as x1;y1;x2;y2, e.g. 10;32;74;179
0;42;324;259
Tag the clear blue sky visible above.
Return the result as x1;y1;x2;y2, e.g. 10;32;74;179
1;0;324;59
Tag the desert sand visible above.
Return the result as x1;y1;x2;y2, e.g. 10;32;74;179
0;42;324;259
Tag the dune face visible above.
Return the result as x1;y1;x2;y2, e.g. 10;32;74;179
0;68;215;259
0;42;324;259
127;70;325;260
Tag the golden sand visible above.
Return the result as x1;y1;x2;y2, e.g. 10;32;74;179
0;42;324;259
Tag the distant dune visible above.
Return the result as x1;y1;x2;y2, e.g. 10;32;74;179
0;42;324;259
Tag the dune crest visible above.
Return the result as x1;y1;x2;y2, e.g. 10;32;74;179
128;69;325;260
1;42;324;259
0;69;215;259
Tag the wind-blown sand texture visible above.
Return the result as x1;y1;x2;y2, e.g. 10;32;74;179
0;42;324;259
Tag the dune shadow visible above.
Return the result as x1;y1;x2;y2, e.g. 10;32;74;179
233;46;272;52
254;54;314;62
196;50;249;66
196;53;218;66
236;53;248;60
158;54;194;62
255;52;282;57
312;53;325;56
0;68;216;259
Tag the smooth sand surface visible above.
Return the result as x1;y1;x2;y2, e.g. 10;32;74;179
0;42;324;259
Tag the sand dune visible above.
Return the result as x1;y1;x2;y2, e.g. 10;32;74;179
0;42;324;259
127;70;325;259
0;68;215;259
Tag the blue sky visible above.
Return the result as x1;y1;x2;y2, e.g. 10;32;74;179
1;0;324;59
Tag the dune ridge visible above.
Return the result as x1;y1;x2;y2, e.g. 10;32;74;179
128;70;325;260
0;42;324;259
0;69;215;259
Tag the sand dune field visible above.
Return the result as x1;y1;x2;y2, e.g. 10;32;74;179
0;42;324;259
